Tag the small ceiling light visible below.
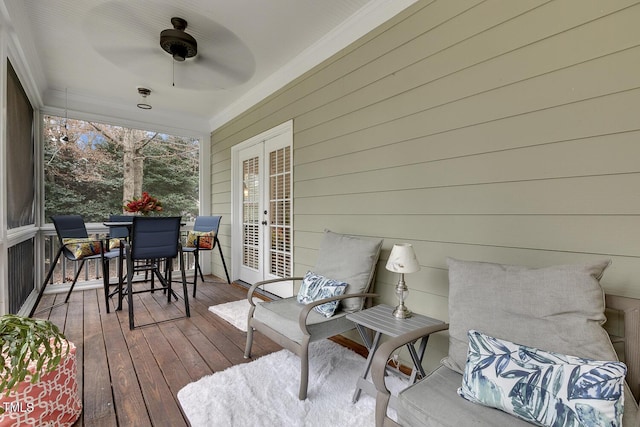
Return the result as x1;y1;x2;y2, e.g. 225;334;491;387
137;87;152;109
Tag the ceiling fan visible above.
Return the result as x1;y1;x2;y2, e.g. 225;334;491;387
84;2;255;91
160;17;197;62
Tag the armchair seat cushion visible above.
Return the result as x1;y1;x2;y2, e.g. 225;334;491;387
397;365;638;427
253;297;355;344
398;366;534;427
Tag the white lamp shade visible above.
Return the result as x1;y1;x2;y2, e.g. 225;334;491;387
385;243;420;273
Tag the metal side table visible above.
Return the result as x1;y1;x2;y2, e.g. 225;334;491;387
347;304;444;405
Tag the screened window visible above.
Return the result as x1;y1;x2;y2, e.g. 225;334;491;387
43;116;199;222
6;61;35;229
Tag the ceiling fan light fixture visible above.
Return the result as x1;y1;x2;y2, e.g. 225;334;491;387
160;17;197;62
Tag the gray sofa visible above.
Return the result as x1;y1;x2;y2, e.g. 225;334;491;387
372;258;640;427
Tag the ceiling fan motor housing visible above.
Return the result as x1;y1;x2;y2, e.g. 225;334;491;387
160;17;197;62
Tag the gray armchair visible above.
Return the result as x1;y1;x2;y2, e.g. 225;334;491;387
372;258;640;427
245;230;383;400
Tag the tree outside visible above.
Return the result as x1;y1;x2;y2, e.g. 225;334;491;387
43;115;199;222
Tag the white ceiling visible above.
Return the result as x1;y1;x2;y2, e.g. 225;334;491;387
2;0;416;136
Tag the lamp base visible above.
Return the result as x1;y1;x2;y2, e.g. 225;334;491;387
392;304;412;319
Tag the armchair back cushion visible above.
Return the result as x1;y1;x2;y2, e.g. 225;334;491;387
443;258;616;374
313;230;383;312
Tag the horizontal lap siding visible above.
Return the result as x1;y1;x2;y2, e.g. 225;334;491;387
210;141;232;275
211;0;640;369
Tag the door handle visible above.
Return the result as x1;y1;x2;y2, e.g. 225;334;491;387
261;220;268;225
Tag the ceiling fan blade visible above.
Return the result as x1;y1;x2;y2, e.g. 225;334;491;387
83;1;159;45
192;54;254;87
95;47;159;65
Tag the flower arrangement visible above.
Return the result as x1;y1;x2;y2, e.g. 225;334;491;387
124;192;163;215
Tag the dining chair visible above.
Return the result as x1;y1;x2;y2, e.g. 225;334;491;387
120;216;190;329
181;215;230;297
30;215;119;317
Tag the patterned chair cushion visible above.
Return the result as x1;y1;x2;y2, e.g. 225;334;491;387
459;330;626;427
62;238;103;259
186;230;215;249
297;271;348;317
108;238;123;250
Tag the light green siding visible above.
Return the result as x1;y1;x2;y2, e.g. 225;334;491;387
211;0;640;369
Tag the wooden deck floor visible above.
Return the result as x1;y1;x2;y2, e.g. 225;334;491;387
32;276;282;427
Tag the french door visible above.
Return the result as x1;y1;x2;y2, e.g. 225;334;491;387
232;121;293;297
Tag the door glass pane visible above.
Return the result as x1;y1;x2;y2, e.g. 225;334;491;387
242;156;260;269
269;146;292;277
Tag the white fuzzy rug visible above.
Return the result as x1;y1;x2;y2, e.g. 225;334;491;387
177;339;403;427
208;299;250;332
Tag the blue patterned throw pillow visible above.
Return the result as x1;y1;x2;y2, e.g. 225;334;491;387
296;271;348;317
458;330;626;427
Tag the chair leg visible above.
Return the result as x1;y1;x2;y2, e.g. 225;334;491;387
192;250;199;297
165;259;172;303
103;257;111;313
117;247;124;311
28;247;64;317
126;247;135;330
299;338;310;400
217;238;231;284
196;253;205;282
150;259;156;293
180;251;190;317
244;305;255;358
166;260;173;303
244;326;254;359
64;259;86;303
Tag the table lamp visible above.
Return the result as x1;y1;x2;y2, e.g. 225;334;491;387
385;243;420;319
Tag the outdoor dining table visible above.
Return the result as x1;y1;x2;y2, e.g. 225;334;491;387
103;220;186;227
103;219;186;239
103;219;187;311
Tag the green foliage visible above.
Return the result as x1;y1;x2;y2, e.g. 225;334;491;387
141;134;199;220
0;315;68;402
43;116;199;222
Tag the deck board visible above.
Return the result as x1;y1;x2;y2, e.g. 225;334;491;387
99;291;149;427
81;290;115;426
33;276;272;427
